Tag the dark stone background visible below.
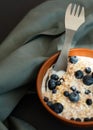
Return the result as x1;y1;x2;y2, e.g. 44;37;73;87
0;0;46;43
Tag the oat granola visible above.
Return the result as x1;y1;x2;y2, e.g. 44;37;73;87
41;55;93;122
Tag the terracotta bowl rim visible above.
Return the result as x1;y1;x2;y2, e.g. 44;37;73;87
36;48;93;127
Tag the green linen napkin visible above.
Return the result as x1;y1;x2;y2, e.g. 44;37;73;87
1;0;93;129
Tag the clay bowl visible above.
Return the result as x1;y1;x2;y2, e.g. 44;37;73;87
36;48;93;127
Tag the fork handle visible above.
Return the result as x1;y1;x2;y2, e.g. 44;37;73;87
54;29;75;71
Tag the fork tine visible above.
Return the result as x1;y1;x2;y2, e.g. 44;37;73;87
79;6;85;17
71;4;77;15
79;6;85;23
75;5;80;17
65;3;72;15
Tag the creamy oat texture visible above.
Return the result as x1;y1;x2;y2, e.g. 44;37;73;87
41;56;93;122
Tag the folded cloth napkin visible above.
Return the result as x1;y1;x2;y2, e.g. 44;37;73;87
1;0;93;129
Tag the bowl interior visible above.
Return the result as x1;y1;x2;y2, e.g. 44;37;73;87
37;48;93;127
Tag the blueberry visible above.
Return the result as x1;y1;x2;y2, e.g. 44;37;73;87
70;86;76;91
69;56;78;64
51;74;59;80
63;91;69;97
83;75;93;86
85;89;91;94
48;79;56;90
86;99;92;105
76;90;81;94
47;101;53;108
44;96;49;102
85;67;91;74
75;70;83;79
51;103;64;114
84;117;90;122
70;117;74;120
75;118;81;122
92;72;93;78
56;80;61;86
69;92;80;102
90;117;93;121
52;89;57;94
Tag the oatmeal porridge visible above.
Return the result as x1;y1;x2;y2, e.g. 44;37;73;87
41;55;93;122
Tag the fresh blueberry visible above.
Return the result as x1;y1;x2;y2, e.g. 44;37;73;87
85;67;91;74
90;117;93;121
51;102;64;114
92;72;93;78
70;86;76;91
76;90;81;94
75;118;81;122
83;75;93;86
47;101;53;108
48;79;56;90
75;70;84;79
70;117;74;120
44;96;49;102
56;80;61;86
51;74;59;80
86;99;92;105
84;117;90;122
63;91;69;97
52;89;57;94
69;92;80;102
85;89;91;94
69;56;78;64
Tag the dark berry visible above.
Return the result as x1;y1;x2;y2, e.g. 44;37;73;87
56;80;61;86
70;86;76;91
47;101;53;108
75;70;83;79
85;89;91;94
52;89;57;94
76;90;81;94
90;117;93;121
86;99;92;105
70;117;74;120
75;118;81;122
69;92;80;102
85;67;91;74
69;56;78;64
51;102;64;114
84;117;90;121
48;79;56;90
63;91;69;97
51;74;59;80
44;96;49;102
92;72;93;78
83;75;93;86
